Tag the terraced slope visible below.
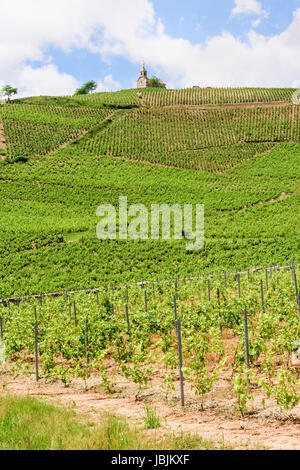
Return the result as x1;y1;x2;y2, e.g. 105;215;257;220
0;104;115;162
0;139;299;296
74;87;296;107
0;88;299;296
79;104;300;172
4;92;299;171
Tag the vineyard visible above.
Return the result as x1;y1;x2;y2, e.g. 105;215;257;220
1;265;299;419
74;87;296;107
0;104;115;161
82;105;299;171
0;87;298;297
1;92;299;172
0;141;299;296
139;87;296;107
0;86;299;449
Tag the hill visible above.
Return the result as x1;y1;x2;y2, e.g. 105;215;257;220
0;87;299;297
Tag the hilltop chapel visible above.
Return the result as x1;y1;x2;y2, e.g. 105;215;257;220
136;63;166;89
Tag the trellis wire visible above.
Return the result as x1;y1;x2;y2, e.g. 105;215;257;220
1;262;298;306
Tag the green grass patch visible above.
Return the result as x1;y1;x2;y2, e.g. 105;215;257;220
143;406;161;429
0;395;227;450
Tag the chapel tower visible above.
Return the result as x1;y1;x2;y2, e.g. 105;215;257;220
137;63;150;88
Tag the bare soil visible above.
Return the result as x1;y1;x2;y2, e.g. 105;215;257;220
239;185;300;211
1;367;299;450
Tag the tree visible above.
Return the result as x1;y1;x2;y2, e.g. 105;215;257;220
75;81;98;96
1;85;18;102
149;77;164;88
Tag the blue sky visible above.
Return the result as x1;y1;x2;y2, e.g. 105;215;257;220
152;0;300;42
40;0;300;89
1;0;300;96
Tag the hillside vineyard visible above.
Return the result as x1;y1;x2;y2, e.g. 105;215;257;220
0;87;299;296
0;87;299;427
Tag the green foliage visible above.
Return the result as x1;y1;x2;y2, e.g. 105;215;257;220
0;88;299;297
0;103;115;161
75;81;98;96
0;395;89;450
0;85;18;102
72;87;296;107
143;406;161;429
272;370;300;410
1;267;299;417
82;105;299;172
0;395;212;450
232;367;254;417
0;139;298;295
0;87;299;431
149;77;164;88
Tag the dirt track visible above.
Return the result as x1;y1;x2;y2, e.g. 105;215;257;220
1;369;299;450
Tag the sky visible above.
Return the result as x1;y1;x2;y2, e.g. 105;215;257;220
0;0;300;97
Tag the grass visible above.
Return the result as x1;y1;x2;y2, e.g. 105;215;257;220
143;406;161;429
0;395;89;450
0;394;234;450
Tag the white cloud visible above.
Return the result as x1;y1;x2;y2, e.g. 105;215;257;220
252;18;261;28
292;79;300;88
96;75;121;92
231;0;268;18
93;6;300;88
0;0;299;95
16;65;80;98
0;0;154;96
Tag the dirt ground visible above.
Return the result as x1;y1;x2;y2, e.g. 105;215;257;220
1;366;299;450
